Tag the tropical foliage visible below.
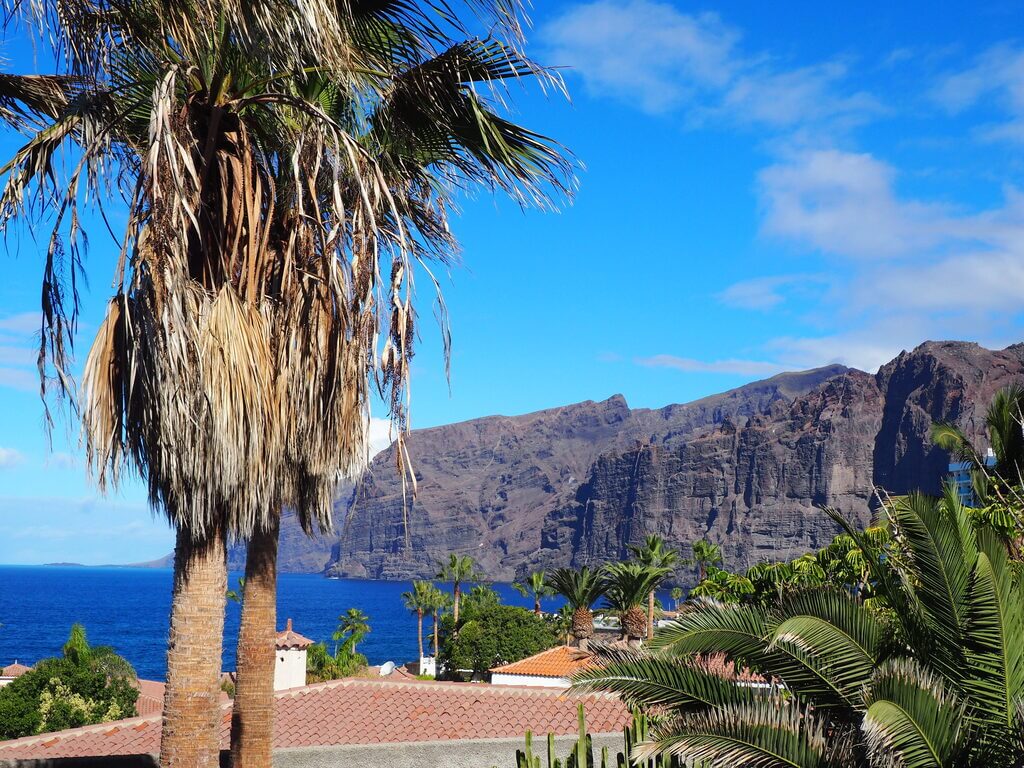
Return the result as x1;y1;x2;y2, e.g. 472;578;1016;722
401;580;434;660
514;571;555;615
0;625;138;739
547;567;608;648
305;641;367;684
437;554;483;623
573;489;1024;767
601;561;671;642
333;608;371;657
629;535;679;640
438;603;560;680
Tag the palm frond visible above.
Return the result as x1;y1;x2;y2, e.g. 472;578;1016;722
862;658;969;768
638;697;847;768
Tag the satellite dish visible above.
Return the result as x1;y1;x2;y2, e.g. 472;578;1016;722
379;661;396;676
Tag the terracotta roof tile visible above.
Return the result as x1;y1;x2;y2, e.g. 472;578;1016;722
0;662;31;678
490;646;595;678
0;678;629;761
276;618;313;650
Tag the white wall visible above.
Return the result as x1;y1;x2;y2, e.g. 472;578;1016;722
419;656;436;677
274;648;307;691
490;673;568;688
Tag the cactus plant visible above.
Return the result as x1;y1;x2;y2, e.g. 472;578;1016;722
510;704;674;768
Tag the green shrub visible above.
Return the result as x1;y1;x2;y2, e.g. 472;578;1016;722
439;603;560;680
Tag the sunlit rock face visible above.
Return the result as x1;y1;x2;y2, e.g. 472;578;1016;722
253;341;1024;584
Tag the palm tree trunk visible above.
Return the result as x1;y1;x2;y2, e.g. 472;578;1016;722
534;596;541;615
453;584;461;624
160;524;228;768
432;612;439;656
417;610;424;661
230;517;279;768
647;590;655;640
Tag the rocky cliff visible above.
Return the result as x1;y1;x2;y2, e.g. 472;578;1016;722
315;342;1024;584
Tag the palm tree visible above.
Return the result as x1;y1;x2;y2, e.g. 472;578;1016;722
401;581;433;661
333;609;371;657
574;488;1024;767
933;384;1024;519
547;567;607;650
670;587;684;610
436;554;482;624
514;571;554;615
601;562;671;644
629;535;679;640
424;584;451;658
686;539;723;582
0;2;571;766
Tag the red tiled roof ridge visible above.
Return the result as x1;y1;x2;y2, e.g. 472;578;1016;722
279;675;619;699
490;645;595;677
0;713;162;751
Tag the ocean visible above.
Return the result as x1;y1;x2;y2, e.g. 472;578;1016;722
0;565;554;680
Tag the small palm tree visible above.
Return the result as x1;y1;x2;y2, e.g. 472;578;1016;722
629;535;679;639
436;554;481;624
423;584;451;657
547;567;608;650
602;562;671;644
686;539;723;582
670;587;684;610
933;384;1024;489
401;581;433;661
333;609;371;657
514;571;554;615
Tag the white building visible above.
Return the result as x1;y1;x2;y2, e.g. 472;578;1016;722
489;646;594;689
274;618;313;691
0;662;30;688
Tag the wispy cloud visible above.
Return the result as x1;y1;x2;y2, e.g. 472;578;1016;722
366;416;394;459
540;0;880;132
716;274;829;311
0;313;40;393
0;447;25;468
931;43;1024;143
636;354;784;377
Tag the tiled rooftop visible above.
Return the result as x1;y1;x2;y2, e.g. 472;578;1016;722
276;618;314;650
133;679;166;717
0;677;630;761
0;663;31;679
490;646;595;678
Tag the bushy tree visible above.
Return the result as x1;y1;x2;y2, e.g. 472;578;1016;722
0;625;138;739
438;604;560;679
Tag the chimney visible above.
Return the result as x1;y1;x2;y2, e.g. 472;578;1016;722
286;618;293;632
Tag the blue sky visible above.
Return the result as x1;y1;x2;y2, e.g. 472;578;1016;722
2;0;1023;564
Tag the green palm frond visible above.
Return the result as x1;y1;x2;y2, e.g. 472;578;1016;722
571;645;764;713
769;590;885;708
886;492;976;679
964;528;1024;751
639;698;848;768
547;567;607;610
862;658;969;768
602;561;671;612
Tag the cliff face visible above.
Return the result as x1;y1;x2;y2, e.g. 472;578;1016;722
316;342;1024;584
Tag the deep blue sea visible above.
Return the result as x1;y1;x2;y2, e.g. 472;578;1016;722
0;566;555;680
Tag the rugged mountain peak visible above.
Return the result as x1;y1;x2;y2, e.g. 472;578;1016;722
219;341;1024;581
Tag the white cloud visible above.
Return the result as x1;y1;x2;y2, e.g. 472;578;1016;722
0;447;25;468
758;149;967;260
0;312;40;334
636;354;784;377
540;1;738;113
45;452;80;470
540;1;879;131
717;274;828;311
0;367;36;392
932;43;1024;143
367;416;394;459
